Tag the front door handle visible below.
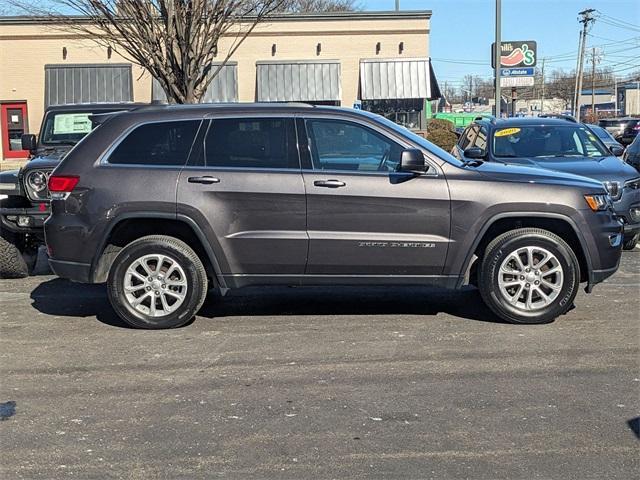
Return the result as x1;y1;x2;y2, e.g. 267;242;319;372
314;179;346;188
188;176;220;185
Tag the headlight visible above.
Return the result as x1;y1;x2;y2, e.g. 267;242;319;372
624;177;640;190
27;171;48;192
23;169;52;201
602;181;621;200
584;194;612;212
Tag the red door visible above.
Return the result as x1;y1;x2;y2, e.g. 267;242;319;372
1;102;29;159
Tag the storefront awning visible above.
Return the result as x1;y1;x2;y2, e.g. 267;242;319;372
256;60;341;102
45;64;133;107
152;62;238;103
359;58;441;101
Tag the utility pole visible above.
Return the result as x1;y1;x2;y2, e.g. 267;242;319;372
614;77;618;116
590;47;599;121
574;8;596;121
540;58;546;115
572;30;583;116
395;0;399;11
494;0;501;117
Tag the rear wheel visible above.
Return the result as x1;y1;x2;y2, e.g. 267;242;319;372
479;228;580;324
107;235;207;329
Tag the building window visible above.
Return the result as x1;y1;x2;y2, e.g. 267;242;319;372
361;98;424;130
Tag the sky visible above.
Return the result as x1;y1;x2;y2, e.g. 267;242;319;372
364;0;640;89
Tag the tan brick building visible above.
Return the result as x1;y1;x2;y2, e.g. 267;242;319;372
0;11;439;160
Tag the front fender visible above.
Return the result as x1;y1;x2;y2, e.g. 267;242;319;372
453;210;594;288
0;170;21;197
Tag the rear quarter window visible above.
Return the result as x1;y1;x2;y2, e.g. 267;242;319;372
108;120;201;166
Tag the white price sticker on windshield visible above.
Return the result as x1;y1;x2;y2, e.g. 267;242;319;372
53;113;92;134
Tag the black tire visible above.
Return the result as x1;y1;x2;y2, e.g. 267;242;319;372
107;235;207;329
479;228;580;325
622;234;638;251
0;233;29;279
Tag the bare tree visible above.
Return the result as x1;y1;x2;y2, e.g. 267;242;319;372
285;0;358;11
13;0;289;103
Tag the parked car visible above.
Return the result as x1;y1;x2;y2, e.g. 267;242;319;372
598;117;640;146
45;104;623;329
622;133;640;173
0;103;141;278
585;123;624;153
453;117;640;250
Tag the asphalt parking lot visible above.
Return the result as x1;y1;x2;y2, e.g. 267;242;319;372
1;250;638;479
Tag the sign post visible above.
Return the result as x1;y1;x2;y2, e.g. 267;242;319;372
494;0;501;117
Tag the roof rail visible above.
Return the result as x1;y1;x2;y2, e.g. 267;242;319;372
538;113;577;123
473;114;496;124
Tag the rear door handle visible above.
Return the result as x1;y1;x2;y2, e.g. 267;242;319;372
188;176;220;185
314;179;346;188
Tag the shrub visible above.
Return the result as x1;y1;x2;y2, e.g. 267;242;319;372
426;129;458;152
427;118;455;133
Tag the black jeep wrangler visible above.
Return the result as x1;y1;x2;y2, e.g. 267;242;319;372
0;103;138;278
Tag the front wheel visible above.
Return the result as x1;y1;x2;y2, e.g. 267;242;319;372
479;228;580;324
107;235;207;329
622;234;638;251
0;233;29;279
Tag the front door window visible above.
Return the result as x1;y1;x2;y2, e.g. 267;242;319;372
306;118;403;172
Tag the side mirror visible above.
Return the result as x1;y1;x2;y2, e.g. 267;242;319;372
398;149;426;173
21;134;37;153
609;145;624;157
464;146;485;159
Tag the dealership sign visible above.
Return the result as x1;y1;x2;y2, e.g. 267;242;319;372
492;41;537;68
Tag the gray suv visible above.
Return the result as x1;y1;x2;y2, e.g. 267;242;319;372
44;104;623;329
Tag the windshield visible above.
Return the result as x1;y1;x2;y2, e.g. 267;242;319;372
40;111;102;145
492;125;610;159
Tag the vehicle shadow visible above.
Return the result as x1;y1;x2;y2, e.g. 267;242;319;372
30;278;507;329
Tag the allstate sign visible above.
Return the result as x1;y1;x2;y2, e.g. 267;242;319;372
501;67;535;76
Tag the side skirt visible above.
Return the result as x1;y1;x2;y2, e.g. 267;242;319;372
222;274;461;290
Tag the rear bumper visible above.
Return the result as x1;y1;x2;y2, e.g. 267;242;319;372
48;258;92;283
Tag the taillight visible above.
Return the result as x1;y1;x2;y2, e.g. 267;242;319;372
48;175;79;192
633;125;640;131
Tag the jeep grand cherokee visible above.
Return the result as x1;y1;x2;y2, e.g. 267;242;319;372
44;104;623;328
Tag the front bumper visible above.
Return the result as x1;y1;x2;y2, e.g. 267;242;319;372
0;205;49;235
623;222;640;236
587;263;621;292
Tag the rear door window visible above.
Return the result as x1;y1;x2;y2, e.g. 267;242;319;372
108;120;201;166
203;118;298;169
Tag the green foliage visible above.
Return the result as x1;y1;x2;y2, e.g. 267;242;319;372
426;129;457;152
427;118;455;133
